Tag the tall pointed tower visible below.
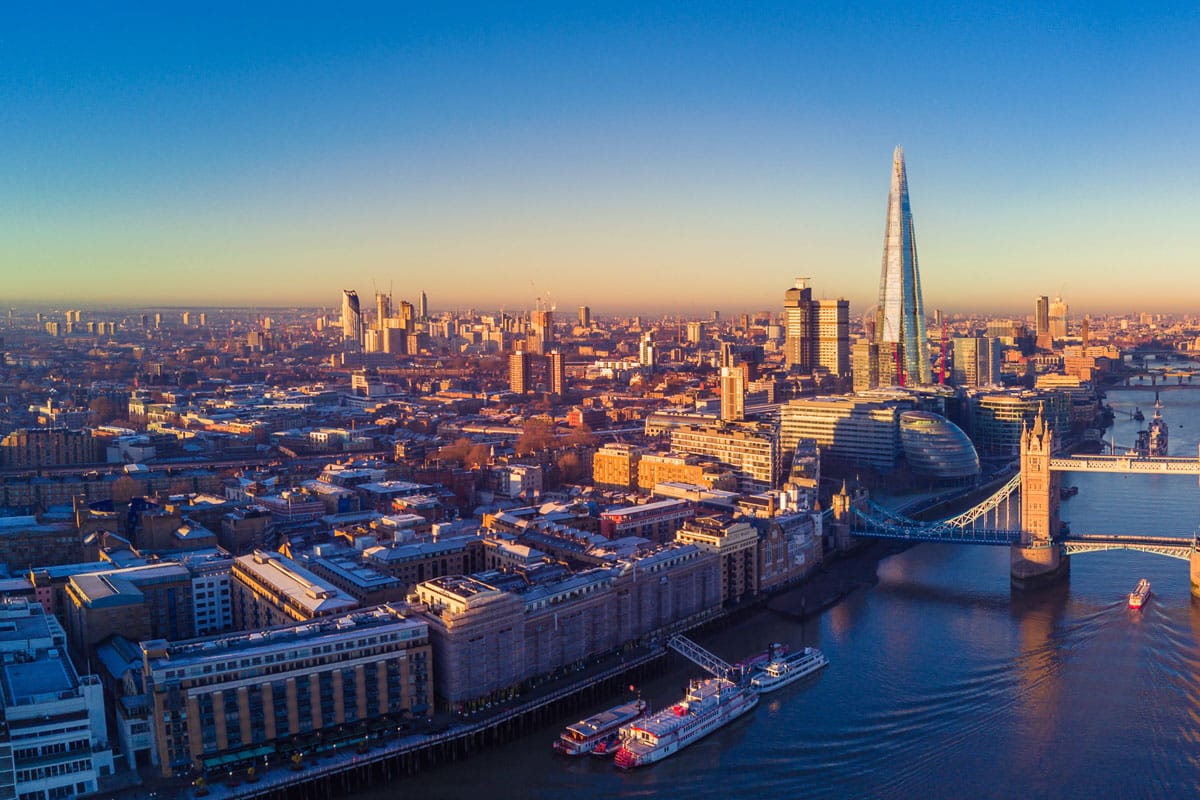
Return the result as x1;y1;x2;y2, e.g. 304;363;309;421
876;146;931;385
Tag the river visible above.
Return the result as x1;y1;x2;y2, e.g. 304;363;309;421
356;386;1200;799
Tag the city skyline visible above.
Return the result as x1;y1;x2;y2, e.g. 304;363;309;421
3;4;1200;313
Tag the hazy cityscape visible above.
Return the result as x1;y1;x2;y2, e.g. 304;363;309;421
4;5;1200;800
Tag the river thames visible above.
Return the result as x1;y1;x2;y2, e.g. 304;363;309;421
360;386;1200;800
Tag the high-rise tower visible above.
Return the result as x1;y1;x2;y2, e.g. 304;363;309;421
341;290;363;347
875;147;930;385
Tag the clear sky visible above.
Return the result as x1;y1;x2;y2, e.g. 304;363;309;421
3;2;1198;317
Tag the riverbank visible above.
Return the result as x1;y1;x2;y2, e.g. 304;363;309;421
767;539;912;619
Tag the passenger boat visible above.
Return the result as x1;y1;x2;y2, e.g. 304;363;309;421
554;698;648;756
613;678;758;769
1129;579;1151;609
748;644;829;693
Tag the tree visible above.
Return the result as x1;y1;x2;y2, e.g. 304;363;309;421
556;451;586;483
437;437;473;465
516;420;559;455
464;444;491;469
563;424;596;449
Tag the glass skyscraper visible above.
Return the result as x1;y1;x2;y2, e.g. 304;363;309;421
875;146;931;385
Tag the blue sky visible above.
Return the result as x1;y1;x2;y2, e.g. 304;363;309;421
2;2;1198;316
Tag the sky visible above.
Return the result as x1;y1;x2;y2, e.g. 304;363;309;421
2;2;1199;316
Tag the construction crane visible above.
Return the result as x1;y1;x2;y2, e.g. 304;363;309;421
939;319;948;385
667;635;739;682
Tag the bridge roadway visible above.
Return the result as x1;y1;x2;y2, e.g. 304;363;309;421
1060;533;1197;560
1049;455;1200;474
852;518;1197;559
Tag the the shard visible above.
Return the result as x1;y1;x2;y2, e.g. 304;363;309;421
875;146;931;385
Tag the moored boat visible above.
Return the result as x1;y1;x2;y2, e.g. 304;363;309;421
748;644;829;693
554;697;648;756
1129;579;1151;609
613;677;757;769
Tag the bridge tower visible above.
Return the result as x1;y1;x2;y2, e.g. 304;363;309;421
1012;409;1070;589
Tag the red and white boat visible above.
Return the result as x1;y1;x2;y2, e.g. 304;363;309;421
554;698;648;756
613;678;758;769
1129;579;1151;609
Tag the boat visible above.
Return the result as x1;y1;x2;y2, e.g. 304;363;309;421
554;697;648;756
1129;579;1151;609
613;677;758;769
748;644;829;693
1147;397;1168;457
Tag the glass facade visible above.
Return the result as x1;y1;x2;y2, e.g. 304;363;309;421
899;411;980;481
876;146;931;385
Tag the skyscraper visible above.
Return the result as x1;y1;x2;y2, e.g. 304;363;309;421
578;306;591;328
783;278;815;371
875;146;930;385
375;291;391;335
1034;295;1049;338
816;299;850;377
785;279;849;377
1049;296;1068;339
418;290;428;321
341;290;363;347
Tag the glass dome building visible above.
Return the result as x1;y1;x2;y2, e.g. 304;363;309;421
899;411;980;482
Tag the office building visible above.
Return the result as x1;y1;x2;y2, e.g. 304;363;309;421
0;598;114;798
875;146;931;385
141;605;432;777
418;290;428;320
578;305;590;328
816;298;850;377
783;278;815;371
951;336;1003;387
784;279;848;377
780;396;911;472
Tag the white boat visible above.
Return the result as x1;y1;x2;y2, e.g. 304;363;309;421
613;678;757;769
748;645;829;693
554;698;648;756
1129;579;1151;609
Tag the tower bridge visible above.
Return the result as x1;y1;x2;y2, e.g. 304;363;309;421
837;410;1200;595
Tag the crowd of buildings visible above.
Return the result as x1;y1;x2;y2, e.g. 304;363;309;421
1;149;1199;797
